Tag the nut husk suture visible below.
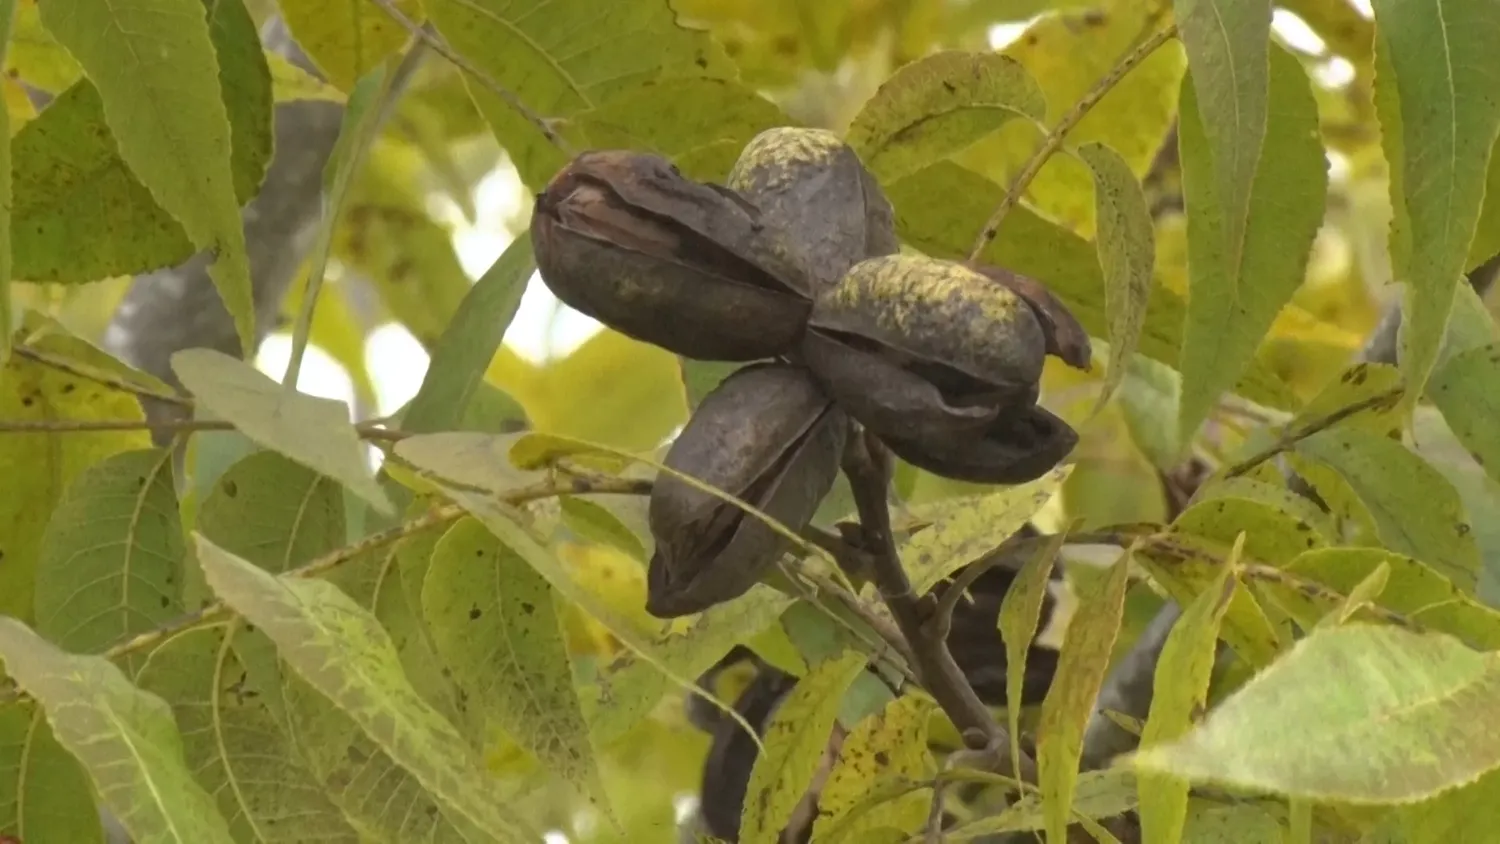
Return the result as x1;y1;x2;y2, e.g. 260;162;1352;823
810;255;1048;395
532;150;814;361
883;403;1079;485
798;328;1011;445
727;127;900;295
647;363;847;618
967;262;1093;371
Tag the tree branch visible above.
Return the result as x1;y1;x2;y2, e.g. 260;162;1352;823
842;429;1034;781
967;23;1178;261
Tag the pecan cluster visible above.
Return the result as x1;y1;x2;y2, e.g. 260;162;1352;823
531;128;1091;618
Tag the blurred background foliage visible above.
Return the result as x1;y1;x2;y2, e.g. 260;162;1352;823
9;0;1488;838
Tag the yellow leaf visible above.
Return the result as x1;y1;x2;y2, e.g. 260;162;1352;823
278;0;422;92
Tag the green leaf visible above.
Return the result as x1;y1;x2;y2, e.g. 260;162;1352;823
402;234;535;435
1431;342;1500;491
193;460;470;837
1180;798;1287;843
739;651;867;844
944;767;1139;840
1133;624;1500;803
809;694;935;841
959;4;1185;237
563;77;794;182
0;336;151;620
846;51;1045;184
423;0;735;191
1137;547;1235;844
444;493;793;746
560;495;648;562
886;161;1297;412
1290;362;1403;435
194;450;348;612
1038;550;1132;842
1175;43;1328;444
134;625;359;843
12;0;270;285
0;701;102;843
1191;476;1339;542
1295;427;1481;591
277;0;418;91
39;0;259;353
1172;495;1328;566
288;65;398;389
895;466;1067;596
171;348;392;514
1371;0;1500;401
1078;140;1155;407
267;52;345;103
1134;535;1285;668
422;519;612;816
679;358;746;411
0;617;237;843
997;529;1065;778
32;448;182;662
1399;767;1500;843
1271;547;1500;650
192;533;541;841
0;0;13;361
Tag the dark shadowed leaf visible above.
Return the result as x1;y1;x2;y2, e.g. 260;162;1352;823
1038;549;1131;841
0;618;236;843
846;51;1046;183
1133;624;1500;804
172;348;392;514
193;534;540;841
33;448;182;663
1175;44;1327;444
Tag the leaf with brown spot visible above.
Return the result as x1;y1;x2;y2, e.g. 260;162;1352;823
1038;548;1132;842
422;518;612;820
811;694;936;841
739;651;866;844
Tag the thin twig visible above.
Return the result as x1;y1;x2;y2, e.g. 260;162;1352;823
1220;387;1402;479
0;416;415;442
98;504;465;664
967;24;1178;262
843;429;1033;782
12;346;193;407
55;472;642;675
365;0;569;152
